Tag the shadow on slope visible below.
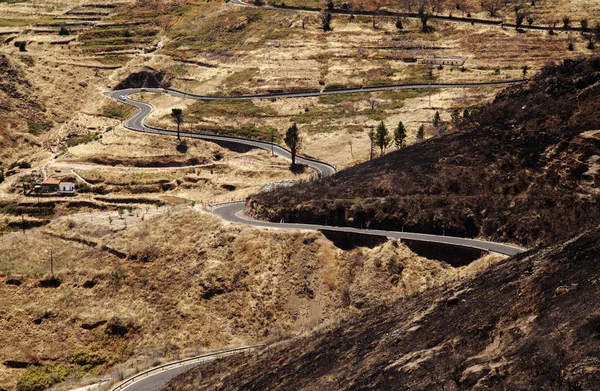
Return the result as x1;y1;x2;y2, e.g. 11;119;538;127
165;226;600;390
247;57;600;247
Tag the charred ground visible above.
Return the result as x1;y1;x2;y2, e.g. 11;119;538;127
247;57;600;247
165;226;600;391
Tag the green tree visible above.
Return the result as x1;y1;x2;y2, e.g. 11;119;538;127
375;121;391;155
284;122;302;166
327;0;334;10
581;19;589;32
527;16;534;26
394;121;407;149
322;13;332;31
515;13;525;29
0;167;4;184
59;26;70;36
171;108;184;140
418;5;432;32
19;41;26;52
432;111;441;128
416;125;425;142
522;65;529;76
395;18;403;30
463;108;470;121
563;16;571;29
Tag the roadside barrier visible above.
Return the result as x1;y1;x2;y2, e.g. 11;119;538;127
110;344;265;391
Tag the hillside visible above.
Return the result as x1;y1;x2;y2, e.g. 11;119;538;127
247;57;600;247
165;225;600;390
0;206;499;391
0;54;48;163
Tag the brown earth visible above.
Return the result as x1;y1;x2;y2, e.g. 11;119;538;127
0;206;498;391
165;225;600;391
0;54;48;163
247;56;600;248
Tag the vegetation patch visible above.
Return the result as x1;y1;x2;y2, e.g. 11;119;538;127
27;120;53;135
100;101;135;120
186;99;277;119
16;365;71;391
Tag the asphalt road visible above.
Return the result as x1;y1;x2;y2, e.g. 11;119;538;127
105;80;522;177
211;201;526;256
106;84;527;256
230;0;569;32
103;82;527;391
104;89;336;177
118;361;201;391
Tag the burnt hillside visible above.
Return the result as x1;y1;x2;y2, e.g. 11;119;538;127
165;226;600;390
247;57;600;247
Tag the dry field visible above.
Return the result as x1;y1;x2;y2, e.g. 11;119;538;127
0;0;597;389
0;206;502;390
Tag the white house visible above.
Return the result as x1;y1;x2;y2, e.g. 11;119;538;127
58;181;76;195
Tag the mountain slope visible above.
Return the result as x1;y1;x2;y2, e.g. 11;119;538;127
165;225;600;390
247;57;600;247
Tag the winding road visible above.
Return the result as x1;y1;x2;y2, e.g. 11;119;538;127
105;82;527;257
102;80;527;391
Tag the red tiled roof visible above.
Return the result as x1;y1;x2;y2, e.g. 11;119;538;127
42;178;61;185
60;181;75;186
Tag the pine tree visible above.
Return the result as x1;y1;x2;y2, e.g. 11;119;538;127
394;121;407;149
416;125;425;142
375;121;391;155
284;122;302;166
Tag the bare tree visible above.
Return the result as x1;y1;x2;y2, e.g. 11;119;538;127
368;98;382;111
401;0;418;12
481;0;503;17
429;0;445;15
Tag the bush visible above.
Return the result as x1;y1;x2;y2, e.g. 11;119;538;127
27;120;53;135
58;26;70;36
69;350;106;368
16;365;71;391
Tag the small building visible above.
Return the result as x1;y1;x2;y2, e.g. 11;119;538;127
421;55;466;66
41;178;61;193
58;180;76;195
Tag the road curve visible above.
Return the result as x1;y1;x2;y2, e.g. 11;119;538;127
110;345;264;391
105;80;523;178
106;82;528;254
102;81;527;389
211;201;526;256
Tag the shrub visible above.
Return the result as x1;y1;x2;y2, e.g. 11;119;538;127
69;350;106;368
27;120;53;135
16;365;70;391
58;26;70;36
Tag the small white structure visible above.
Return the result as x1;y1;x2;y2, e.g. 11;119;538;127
421;55;466;66
58;181;76;195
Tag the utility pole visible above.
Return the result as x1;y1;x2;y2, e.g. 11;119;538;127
270;128;275;156
50;249;54;277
